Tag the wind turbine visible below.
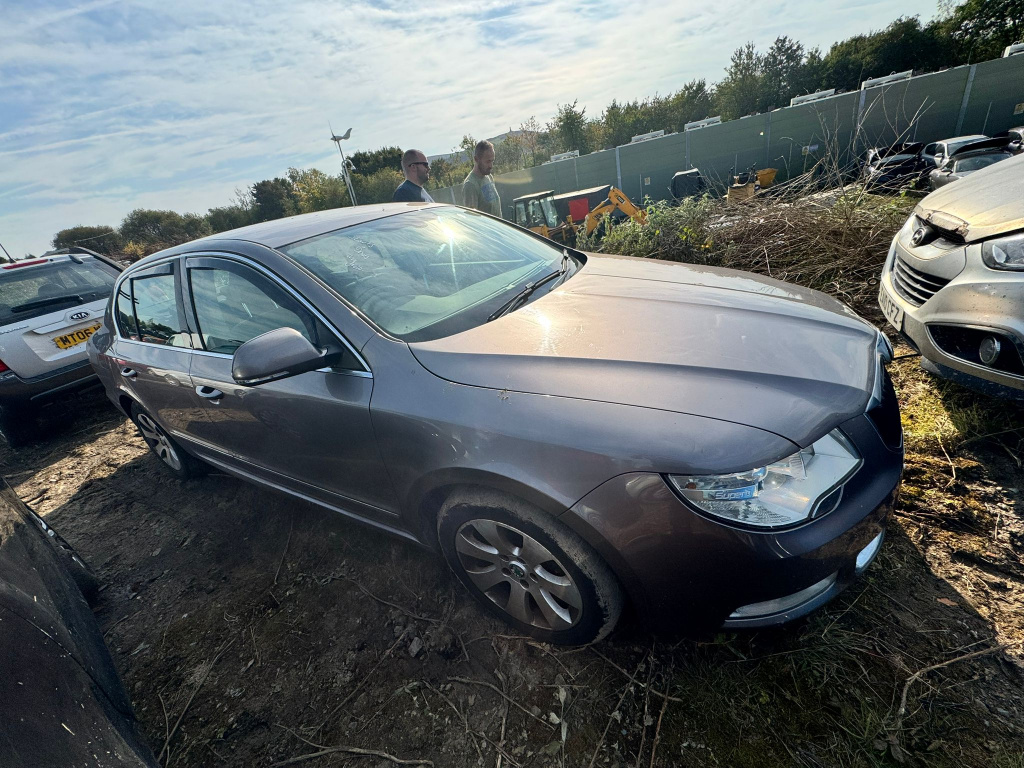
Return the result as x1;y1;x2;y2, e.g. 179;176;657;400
330;121;357;206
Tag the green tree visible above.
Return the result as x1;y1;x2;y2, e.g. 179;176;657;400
51;225;121;256
251;178;300;222
760;37;808;111
716;43;765;120
943;0;1024;63
493;131;528;174
286;167;348;212
119;209;211;253
553;100;590;154
206;205;253;234
352;168;405;204
427;156;466;189
348;146;403;177
820;17;949;92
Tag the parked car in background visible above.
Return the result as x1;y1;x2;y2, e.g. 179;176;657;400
878;152;1024;400
861;142;927;191
997;126;1024;154
0;247;122;446
90;203;902;645
927;137;1016;190
0;474;157;767
920;134;989;167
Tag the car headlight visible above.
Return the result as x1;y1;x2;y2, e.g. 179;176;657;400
667;429;862;529
981;233;1024;271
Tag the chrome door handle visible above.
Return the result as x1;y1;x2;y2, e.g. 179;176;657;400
120;367;137;379
195;385;223;400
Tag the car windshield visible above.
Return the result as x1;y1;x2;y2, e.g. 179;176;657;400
876;154;917;166
280;207;571;341
954;154;1008;173
0;258;119;324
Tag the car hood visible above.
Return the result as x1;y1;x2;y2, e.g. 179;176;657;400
916;153;1024;242
410;254;879;446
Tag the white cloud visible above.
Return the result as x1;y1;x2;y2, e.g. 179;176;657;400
0;0;936;256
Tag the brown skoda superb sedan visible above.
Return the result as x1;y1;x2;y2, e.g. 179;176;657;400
89;204;902;644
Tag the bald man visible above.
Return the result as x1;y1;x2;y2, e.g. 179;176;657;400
393;149;435;202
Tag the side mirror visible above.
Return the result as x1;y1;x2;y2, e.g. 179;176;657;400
232;327;329;385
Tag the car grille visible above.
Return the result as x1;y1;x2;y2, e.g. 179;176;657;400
891;255;950;307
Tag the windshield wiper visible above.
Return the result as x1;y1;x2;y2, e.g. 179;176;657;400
487;251;573;323
11;295;85;314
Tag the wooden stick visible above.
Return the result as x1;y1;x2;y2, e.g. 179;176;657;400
449;676;554;730
159;639;235;762
270;746;434;767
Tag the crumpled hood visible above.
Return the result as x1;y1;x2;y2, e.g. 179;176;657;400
410;254;880;446
916;153;1024;242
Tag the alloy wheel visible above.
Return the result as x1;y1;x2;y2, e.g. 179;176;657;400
454;518;583;631
135;413;183;472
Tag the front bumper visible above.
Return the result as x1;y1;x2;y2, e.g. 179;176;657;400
560;405;902;634
0;359;100;408
878;234;1024;398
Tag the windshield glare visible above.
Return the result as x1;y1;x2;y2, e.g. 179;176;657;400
281;207;567;340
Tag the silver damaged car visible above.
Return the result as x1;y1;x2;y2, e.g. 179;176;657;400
878;153;1024;399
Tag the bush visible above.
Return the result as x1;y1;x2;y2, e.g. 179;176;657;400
588;189;914;320
351;168;404;205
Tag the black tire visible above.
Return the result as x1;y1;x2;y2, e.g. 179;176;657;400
28;510;101;604
0;405;34;448
129;402;205;479
437;489;623;645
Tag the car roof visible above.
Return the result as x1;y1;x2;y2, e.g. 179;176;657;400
187;202;449;250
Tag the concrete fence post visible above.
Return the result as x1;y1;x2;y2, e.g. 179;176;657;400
955;64;977;136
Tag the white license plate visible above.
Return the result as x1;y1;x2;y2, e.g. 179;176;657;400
878;285;903;332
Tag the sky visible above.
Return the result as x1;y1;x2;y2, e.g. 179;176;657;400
0;0;940;258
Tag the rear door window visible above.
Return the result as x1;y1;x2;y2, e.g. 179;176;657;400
127;270;190;347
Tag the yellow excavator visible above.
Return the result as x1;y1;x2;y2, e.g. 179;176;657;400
511;190;576;244
512;185;647;243
581;186;647;235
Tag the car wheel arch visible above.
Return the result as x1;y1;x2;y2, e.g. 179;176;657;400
411;474;568;551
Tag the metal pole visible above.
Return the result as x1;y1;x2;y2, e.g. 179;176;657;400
615;146;622;190
0;240;12;263
337;145;358;207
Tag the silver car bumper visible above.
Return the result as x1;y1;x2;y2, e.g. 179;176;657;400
878;227;1024;398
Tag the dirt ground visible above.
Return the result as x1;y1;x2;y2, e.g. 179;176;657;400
4;350;1024;768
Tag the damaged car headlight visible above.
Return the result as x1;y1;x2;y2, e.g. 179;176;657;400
981;233;1024;271
667;430;863;529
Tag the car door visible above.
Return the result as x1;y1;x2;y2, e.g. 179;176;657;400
930;160;957;189
109;260;205;437
181;254;399;521
921;142;939;166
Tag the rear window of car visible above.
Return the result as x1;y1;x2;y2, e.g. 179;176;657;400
0;258;119;324
954;154;1008;173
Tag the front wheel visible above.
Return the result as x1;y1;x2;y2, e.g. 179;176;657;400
129;403;204;479
438;490;623;645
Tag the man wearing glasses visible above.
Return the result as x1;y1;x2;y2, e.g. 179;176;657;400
393;149;435;202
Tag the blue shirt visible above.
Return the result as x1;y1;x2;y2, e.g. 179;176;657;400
393;180;434;203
